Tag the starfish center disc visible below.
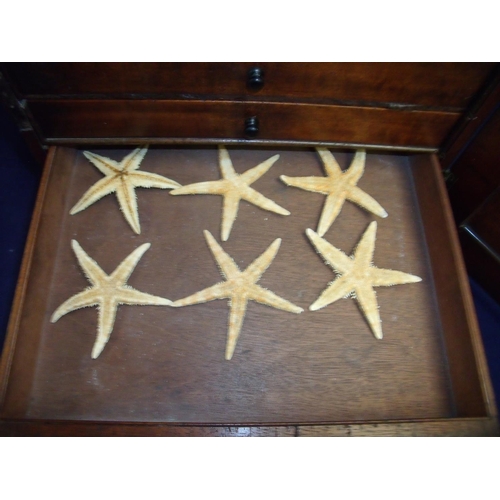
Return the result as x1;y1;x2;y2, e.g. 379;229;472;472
353;266;370;280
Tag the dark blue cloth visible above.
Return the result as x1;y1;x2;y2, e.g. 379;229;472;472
0;105;40;350
469;277;500;403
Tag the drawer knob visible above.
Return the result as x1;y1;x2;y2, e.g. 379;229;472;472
244;116;259;138
247;67;264;91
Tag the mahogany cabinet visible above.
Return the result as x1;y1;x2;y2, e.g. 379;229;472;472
0;63;498;436
1;62;497;150
444;98;500;303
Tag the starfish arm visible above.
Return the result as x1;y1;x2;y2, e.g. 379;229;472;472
109;243;151;284
343;150;366;184
317;191;347;236
71;240;108;285
116;179;141;234
349;186;388;218
69;176;118;215
116;286;173;306
204;230;240;279
92;297;118;359
279;175;329;194
122;147;149;172
305;229;353;274
172;282;230;307
243;238;281;283
241;186;290;216
250;285;303;314
239;154;280;185
316;147;343;177
225;294;248;360
309;275;353;311
130;171;181;190
218;145;237;180
371;268;422;287
169;179;225;196
354;221;378;268
355;283;383;339
83;151;120;176
51;288;100;323
221;192;240;241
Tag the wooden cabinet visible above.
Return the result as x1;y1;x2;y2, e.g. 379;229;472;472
0;63;498;436
4;62;492;106
1;62;496;149
442;74;500;303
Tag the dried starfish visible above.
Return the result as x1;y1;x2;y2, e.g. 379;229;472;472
306;222;421;339
172;230;303;360
70;147;181;234
280;148;387;236
170;145;290;241
51;240;172;359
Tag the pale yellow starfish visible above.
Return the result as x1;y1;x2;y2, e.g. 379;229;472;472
306;222;421;339
280;148;387;236
172;230;303;360
170;145;290;241
70;147;181;234
51;240;172;359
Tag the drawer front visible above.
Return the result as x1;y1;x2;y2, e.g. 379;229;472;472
5;62;496;109
29;99;458;149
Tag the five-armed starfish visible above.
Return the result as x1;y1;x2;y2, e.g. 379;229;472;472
51;240;172;359
280;148;387;236
172;230;303;360
70;147;181;234
306;222;421;339
170;145;290;241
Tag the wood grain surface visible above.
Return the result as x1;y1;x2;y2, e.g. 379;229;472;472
3;63;495;109
411;154;496;418
447;106;500;224
296;417;499;436
0;147;59;403
0;418;497;437
1;146;463;427
0;148;78;415
27;99;459;149
440;65;500;169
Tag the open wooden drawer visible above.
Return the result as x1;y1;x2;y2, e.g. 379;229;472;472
0;144;497;436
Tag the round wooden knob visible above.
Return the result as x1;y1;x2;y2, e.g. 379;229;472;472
244;117;259;137
247;67;264;91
